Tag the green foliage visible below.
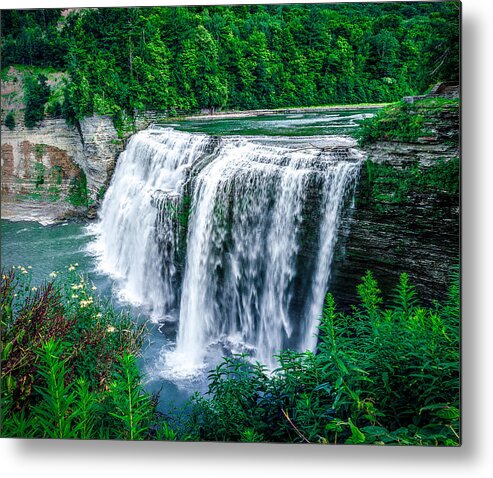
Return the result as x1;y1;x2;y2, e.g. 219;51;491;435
23;73;50;128
1;10;68;68
359;157;460;210
2;4;459;119
67;170;89;207
190;270;460;445
108;353;153;440
1;267;173;440
4;110;16;130
357;98;460;145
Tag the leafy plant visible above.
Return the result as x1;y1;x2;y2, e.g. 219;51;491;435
4;110;16;130
23;73;51;128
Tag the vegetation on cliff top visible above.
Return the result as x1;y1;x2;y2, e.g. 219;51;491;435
1;3;460;123
356;97;460;146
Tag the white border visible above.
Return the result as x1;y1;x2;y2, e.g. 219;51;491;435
1;1;492;477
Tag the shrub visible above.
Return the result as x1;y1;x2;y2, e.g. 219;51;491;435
67;170;89;207
0;266;172;440
4;110;16;130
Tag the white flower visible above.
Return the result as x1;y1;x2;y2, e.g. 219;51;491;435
72;294;79;299
91;285;97;290
31;287;37;291
22;270;28;275
107;326;115;333
49;271;57;278
27;266;32;269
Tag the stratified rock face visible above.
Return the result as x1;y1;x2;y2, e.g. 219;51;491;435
79;116;124;196
1;116;123;222
330;184;459;308
329;101;460;308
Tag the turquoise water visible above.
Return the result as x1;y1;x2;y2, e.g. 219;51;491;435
0;219;197;412
166;109;378;137
1;111;375;412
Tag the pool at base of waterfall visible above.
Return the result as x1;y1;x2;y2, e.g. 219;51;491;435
1;110;373;412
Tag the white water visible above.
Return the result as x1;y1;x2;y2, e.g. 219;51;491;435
91;127;362;377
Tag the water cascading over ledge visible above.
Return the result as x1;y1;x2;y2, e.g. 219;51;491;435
90;126;363;376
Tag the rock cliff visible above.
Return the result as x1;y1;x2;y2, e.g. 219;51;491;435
1;116;124;222
330;98;460;308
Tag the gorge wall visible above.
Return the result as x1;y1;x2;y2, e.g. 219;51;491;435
330;99;460;307
1;116;124;222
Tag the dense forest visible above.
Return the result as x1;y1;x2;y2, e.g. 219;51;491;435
1;2;460;122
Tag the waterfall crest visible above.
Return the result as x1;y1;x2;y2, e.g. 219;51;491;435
91;127;362;375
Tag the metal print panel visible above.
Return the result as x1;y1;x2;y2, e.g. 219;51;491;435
0;1;460;445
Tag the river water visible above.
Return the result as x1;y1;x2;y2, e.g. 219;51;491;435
1;109;375;411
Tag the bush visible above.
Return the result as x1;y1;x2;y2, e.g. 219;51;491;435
67;170;89;207
0;266;172;439
4;110;16;130
190;270;460;445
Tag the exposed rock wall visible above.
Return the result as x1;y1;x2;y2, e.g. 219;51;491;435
1;116;124;222
330;177;459;308
329;101;460;308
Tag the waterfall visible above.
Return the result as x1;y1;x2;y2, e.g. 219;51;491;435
88;127;215;319
91;127;362;376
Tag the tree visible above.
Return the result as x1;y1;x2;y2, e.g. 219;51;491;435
24;73;51;128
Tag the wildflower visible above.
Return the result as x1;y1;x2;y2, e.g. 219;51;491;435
31;287;37;291
71;294;79;299
22;270;28;275
49;271;57;278
92;285;97;290
107;326;115;333
96;313;102;319
68;265;76;272
27;266;32;269
74;263;79;266
2;274;6;280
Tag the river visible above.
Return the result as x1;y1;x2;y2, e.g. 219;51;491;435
1;108;376;412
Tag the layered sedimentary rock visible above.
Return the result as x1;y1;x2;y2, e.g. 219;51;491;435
330;101;460;307
1;116;123;222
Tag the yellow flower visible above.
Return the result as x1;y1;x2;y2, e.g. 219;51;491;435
27;266;32;269
22;270;28;275
2;274;6;280
107;326;115;333
92;285;97;290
